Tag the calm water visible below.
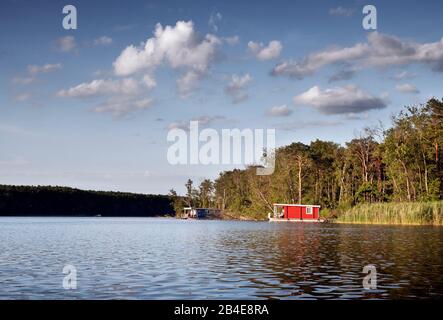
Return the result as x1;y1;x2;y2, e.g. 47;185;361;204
0;217;442;300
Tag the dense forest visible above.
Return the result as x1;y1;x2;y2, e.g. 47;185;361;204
0;185;174;217
171;98;443;221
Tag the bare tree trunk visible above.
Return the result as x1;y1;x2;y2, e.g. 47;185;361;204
339;163;346;204
298;160;302;204
421;143;429;196
423;155;429;195
401;161;412;201
287;168;295;203
315;178;318;204
253;184;274;212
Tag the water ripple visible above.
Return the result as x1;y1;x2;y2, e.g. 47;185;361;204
0;218;442;299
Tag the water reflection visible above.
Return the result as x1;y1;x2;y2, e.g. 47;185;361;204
0;218;442;299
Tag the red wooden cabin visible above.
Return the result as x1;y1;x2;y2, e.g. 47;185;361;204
270;203;321;222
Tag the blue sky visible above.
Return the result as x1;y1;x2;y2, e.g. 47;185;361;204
1;0;443;194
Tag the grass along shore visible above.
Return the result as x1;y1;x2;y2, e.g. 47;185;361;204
335;201;443;226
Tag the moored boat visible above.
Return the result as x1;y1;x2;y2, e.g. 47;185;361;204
268;203;323;222
183;207;221;219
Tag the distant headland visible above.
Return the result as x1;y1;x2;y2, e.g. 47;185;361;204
0;185;174;217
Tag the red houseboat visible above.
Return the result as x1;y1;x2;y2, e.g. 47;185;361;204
268;203;322;222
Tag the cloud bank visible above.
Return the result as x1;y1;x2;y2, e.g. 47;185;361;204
293;85;387;115
272;32;443;79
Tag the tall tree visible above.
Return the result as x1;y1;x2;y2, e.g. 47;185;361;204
199;179;214;208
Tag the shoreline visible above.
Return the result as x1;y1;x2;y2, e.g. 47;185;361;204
1;215;442;226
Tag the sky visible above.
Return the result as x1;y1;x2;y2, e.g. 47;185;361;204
1;0;443;194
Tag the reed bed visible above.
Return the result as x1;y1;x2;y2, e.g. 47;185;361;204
336;201;443;226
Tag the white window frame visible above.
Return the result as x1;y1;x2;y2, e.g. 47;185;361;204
306;206;313;215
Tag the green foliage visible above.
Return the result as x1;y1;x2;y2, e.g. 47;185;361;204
169;189;185;217
169;179;217;217
382;99;443;202
355;182;381;203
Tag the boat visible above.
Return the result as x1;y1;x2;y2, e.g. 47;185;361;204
182;207;221;219
268;203;324;222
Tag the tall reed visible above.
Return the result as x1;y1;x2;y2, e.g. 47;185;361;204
336;201;443;225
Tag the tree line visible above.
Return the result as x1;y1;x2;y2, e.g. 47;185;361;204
0;185;174;217
171;99;443;219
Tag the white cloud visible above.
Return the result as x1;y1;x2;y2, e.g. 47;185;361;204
113;21;221;81
13;63;62;85
208;12;222;32
167;115;225;131
57;77;157;117
272;32;443;79
227;74;252;89
28;63;62;75
92;69;108;77
93;36;113;46
396;83;420;94
177;70;202;97
329;6;354;16
93;97;153;117
57;78;140;98
167;121;188;131
56;36;76;52
391;70;417;80
112;21;222;96
225;73;253;103
248;40;282;61
267;105;293;117
142;74;157;90
293;85;387;115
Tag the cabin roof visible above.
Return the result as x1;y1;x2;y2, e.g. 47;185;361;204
273;203;321;208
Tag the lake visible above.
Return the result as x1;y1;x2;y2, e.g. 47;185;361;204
0;217;442;299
